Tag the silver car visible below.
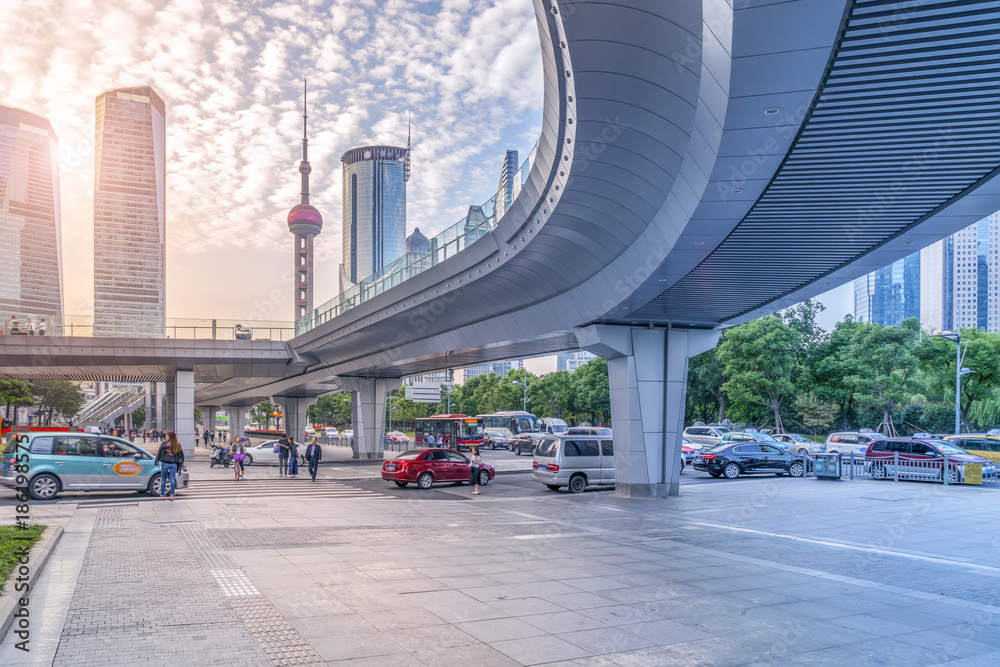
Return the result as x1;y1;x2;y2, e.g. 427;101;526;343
532;434;615;493
683;425;731;447
772;433;826;456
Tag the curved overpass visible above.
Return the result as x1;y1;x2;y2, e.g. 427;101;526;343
197;0;1000;495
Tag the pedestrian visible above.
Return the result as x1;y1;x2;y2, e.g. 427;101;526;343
426;434;436;446
38;318;46;336
304;437;322;481
469;447;483;495
26;318;34;335
155;430;184;501
287;437;300;477
277;433;291;477
232;438;247;480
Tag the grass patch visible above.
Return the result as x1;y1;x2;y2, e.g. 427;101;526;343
0;524;45;593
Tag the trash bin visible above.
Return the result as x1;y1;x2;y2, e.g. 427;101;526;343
814;454;842;480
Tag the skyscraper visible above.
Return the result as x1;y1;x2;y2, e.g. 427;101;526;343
286;81;322;320
922;213;1000;333
93;86;166;338
0;104;64;326
339;140;409;293
556;351;596;372
495;149;518;220
463;359;524;381
853;252;920;327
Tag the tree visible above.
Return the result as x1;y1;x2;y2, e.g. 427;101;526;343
686;347;726;424
793;394;838;432
718;316;802;433
131;407;146;428
847;320;919;435
0;379;33;422
572;357;610;425
782;299;828;354
916;327;1000;430
531;370;574;419
809;316;863;429
307;394;352;428
249;401;282;430
29;380;84;426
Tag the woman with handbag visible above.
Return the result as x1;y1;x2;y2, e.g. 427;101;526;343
155;431;185;501
469;448;483;496
287;438;300;477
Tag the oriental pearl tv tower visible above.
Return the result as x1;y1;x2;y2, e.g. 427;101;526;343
287;79;322;320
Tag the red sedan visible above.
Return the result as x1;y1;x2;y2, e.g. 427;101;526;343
382;449;495;489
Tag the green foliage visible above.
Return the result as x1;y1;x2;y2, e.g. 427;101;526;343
131;407;145;428
30;381;85;426
0;379;33;419
0;524;45;592
844;321;919;435
686;348;726;424
793;395;838;431
916;327;1000;429
249;401;282;430
718;316;802;432
307;394;352;428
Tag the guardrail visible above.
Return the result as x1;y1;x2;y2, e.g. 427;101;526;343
0;315;295;341
799;452;998;486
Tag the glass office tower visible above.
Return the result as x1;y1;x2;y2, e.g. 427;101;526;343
0;104;64;327
93;86;166;338
853;252;921;327
340;145;408;287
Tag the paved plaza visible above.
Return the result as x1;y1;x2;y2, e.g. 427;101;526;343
3;465;1000;666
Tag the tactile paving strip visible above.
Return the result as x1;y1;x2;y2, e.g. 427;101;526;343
180;524;323;665
94;507;122;530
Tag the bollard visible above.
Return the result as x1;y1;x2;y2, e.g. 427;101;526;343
943;453;949;486
848;453;853;480
893;451;899;482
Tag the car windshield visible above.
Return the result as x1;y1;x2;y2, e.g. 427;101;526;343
789;434;810;442
551;424;568;433
935;442;967;456
715;427;731;433
396;450;424;460
869;433;888;439
485;428;509;437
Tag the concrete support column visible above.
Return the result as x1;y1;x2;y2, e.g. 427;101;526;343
337;378;403;460
143;384;151;429
172;371;196;457
578;325;720;498
201;407;218;433
275;396;316;444
223;406;247;438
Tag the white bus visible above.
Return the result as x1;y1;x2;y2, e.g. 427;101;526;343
477;411;539;435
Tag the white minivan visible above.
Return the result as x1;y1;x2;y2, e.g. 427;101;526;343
532;434;615;493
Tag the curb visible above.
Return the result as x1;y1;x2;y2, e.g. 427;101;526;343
0;524;64;640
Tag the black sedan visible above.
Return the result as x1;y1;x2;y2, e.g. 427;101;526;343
692;443;805;479
508;433;541;456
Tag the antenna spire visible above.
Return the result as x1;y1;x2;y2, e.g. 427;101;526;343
404;110;411;182
299;78;311;204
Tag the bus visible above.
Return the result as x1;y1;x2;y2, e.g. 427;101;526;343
414;414;484;451
477;411;539;435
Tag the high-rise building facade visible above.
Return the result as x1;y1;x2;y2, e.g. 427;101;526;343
286;81;322;320
463;359;523;382
921;213;1000;333
340;144;409;292
0;104;64;326
93;86;166;338
495;149;518;220
853;252;920;327
556;351;596;372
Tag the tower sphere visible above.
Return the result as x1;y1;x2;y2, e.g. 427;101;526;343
288;203;323;235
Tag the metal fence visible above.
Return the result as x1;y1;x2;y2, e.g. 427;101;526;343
801;452;998;486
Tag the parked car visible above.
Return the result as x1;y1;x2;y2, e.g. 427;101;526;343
342;429;354;440
508;432;543;456
719;430;792;451
323;427;339;438
243;439;283;465
865;437;996;483
825;429;888;456
305;427;315;437
943;432;1000;461
1;432;189;500
483;427;513;450
381;448;495;489
683;424;732;447
772;433;826;456
681;438;701;465
532;434;615;493
539;418;569;435
692;442;805;480
385;431;409;444
566;427;613;436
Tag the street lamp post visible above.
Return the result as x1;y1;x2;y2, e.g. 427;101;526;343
511;381;528;413
931;331;974;434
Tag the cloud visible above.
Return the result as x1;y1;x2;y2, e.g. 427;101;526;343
0;0;542;318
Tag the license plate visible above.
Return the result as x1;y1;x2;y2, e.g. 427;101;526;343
386;465;396;471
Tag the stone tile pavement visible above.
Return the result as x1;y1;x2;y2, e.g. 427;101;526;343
3;474;1000;665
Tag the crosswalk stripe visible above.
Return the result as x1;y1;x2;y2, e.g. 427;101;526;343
166;479;392;501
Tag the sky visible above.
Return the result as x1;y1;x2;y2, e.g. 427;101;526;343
0;0;853;374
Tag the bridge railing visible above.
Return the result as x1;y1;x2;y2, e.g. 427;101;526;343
297;143;537;335
0;315;295;341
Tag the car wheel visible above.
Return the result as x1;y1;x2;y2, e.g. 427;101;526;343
568;475;587;494
723;463;741;480
147;474;162;496
209;459;216;468
479;470;490;486
545;484;561;491
417;472;434;490
488;441;495;450
244;454;253;465
797;448;810;456
513;446;521;456
29;473;60;500
394;481;408;487
828;450;839;455
872;463;887;480
789;462;804;477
